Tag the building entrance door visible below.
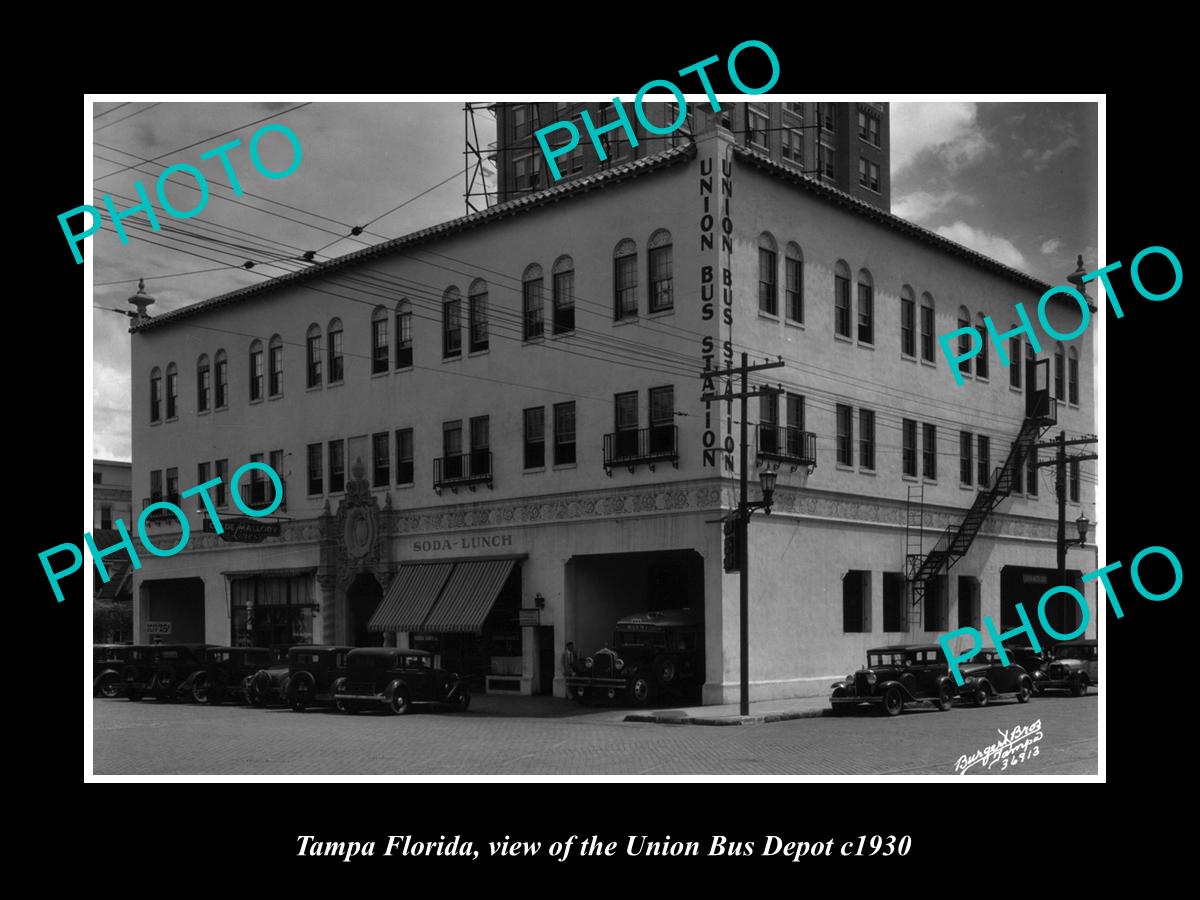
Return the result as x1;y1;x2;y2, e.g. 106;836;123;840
347;573;383;647
537;626;555;695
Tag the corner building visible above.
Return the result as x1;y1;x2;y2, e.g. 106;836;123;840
129;111;1096;702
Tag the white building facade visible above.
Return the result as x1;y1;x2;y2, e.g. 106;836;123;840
127;123;1097;703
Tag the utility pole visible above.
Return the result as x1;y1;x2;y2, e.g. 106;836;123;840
701;353;784;716
1034;431;1097;634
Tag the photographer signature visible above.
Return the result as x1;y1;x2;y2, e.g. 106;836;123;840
955;719;1043;775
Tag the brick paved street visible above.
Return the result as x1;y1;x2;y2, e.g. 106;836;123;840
92;691;1097;776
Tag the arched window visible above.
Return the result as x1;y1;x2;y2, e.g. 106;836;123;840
214;350;228;408
149;367;162;423
834;261;852;338
956;305;972;379
900;285;916;356
468;279;489;352
1068;347;1079;405
975;312;989;379
197;354;210;413
919;293;935;362
1008;325;1022;389
371;307;389;374
552;256;576;332
613;239;637;320
647;230;672;313
165;362;178;418
758;233;778;316
1054;342;1065;401
306;324;322;388
857;269;875;344
268;334;283;397
395;300;413;368
327;318;344;383
442;287;462;358
522;264;544;340
248;341;263;401
785;242;803;323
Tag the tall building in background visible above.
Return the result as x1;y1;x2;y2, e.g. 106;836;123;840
493;101;890;211
93;459;134;640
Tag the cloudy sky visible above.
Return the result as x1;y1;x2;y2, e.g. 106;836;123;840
90;99;1097;461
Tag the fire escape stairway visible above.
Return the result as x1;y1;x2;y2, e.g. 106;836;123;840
908;414;1046;609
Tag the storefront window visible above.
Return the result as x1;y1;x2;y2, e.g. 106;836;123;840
230;575;316;649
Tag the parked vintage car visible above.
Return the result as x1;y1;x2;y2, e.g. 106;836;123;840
955;649;1035;706
183;646;273;705
565;609;703;706
120;644;209;701
281;645;353;711
830;644;957;716
246;645;332;707
1022;639;1097;696
93;644;130;698
331;648;470;715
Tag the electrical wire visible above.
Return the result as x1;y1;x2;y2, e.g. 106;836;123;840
95;102;163;133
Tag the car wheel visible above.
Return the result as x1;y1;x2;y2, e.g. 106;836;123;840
627;675;654;706
974;685;990;708
1017;680;1033;703
1071;677;1088;697
388;690;411;716
937;683;954;711
653;656;677;685
289;672;314;711
882;688;903;717
452;691;471;712
192;676;211;704
98;674;120;699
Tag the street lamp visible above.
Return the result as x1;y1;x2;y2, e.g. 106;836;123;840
1074;513;1090;546
756;468;777;513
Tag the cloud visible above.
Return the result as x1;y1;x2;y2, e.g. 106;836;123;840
1041;238;1064;255
935;221;1028;270
1025;135;1081;172
892;189;976;223
891;102;993;172
93;359;132;462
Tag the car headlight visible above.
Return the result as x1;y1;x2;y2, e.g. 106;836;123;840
865;671;877;685
615;658;624;671
585;657;593;670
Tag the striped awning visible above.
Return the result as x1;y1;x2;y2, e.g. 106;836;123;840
367;563;453;632
422;559;516;633
96;561;132;600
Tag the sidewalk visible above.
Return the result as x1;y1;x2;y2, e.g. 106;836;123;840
624;694;830;726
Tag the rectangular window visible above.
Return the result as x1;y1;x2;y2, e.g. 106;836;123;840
785;256;803;323
328;329;344;383
553;401;576;465
269;451;284;502
958;576;980;629
523;278;544;339
1012;442;1024;493
395;310;413;368
329;440;345;493
214;357;227;409
511;104;530;140
1009;337;1022;387
866;161;880;191
858;156;870;188
883;572;908;632
924;575;949;632
469;288;489;352
1069;459;1080;503
901;296;915;356
1027;446;1039;497
306;443;323;495
372;317;389;374
786;392;804;432
858;109;880;145
977;435;991;488
196;462;210;512
553;269;576;332
836;404;854;466
922;424;937;480
372;432;390;487
781;128;803;165
820;103;834;131
820;144;835;178
150;469;162;501
443;298;462;358
960;431;973;485
197;363;210;412
166;467;179;502
902;419;917;477
920;304;935;362
615;389;638;460
523;407;545;469
307;333;322;387
859;409;875;470
648;245;672;313
649;385;674;454
842;570;870;633
759;391;779;454
101;504;113;530
215;459;227;507
247;454;264;506
396;428;414;485
758;247;777;315
834;273;851;337
614;252;638;319
747;107;769;148
470;416;490;476
857;282;873;343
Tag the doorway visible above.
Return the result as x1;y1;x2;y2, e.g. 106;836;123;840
347;573;383;647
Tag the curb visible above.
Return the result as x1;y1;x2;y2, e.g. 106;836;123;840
624;707;828;726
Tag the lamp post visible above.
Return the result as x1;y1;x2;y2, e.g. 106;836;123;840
736;465;777;716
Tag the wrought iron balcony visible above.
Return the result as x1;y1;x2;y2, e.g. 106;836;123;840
240;479;287;512
756;424;817;468
603;425;679;475
434;450;493;493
